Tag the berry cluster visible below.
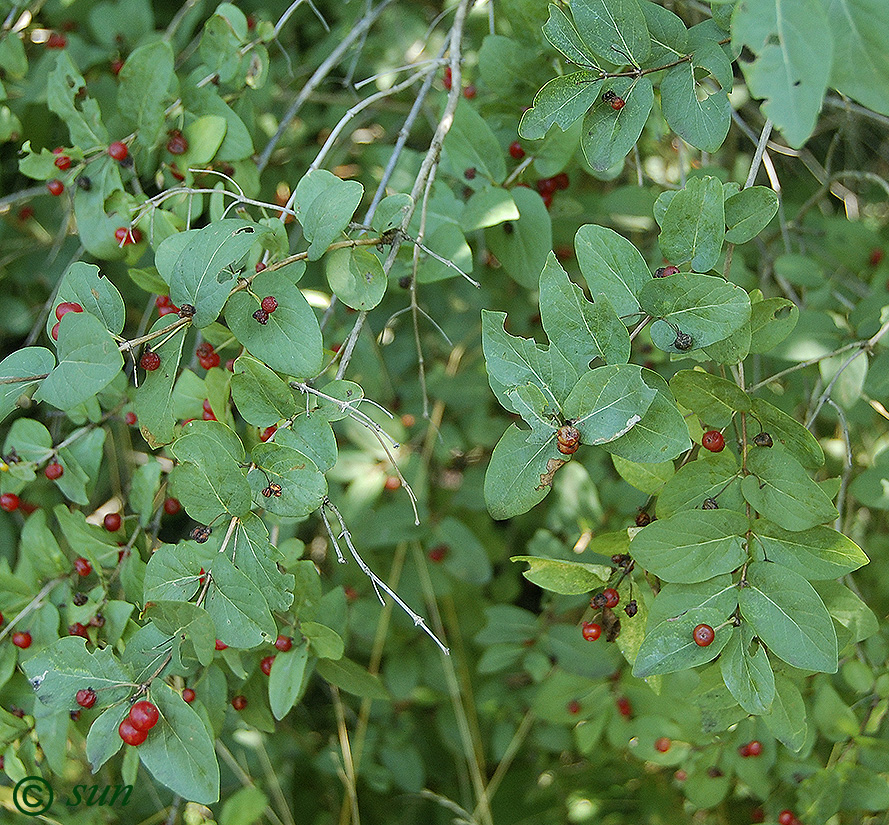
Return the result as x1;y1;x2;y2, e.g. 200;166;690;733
51;301;84;340
114;226;142;246
196;342;221;369
535;172;569;209
253;295;278;325
118;699;159;746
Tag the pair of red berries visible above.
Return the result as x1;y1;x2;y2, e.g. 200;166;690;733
156;294;180;316
118;699;159;746
252;296;278;325
114;226;142;246
738;740;763;757
195;342;221;370
51;300;84;340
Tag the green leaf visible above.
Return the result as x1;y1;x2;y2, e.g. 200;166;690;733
763;674;808;751
611;454;674;495
0;347;54;424
508;383;560;442
632;607;731;677
230;514;294;613
752;521;868;579
118;40;176;149
302;622;344;660
739;561;838;673
581;77;654;171
629;509;748;583
86;704;128;772
143;541;212;602
277;415;337;473
431;517;493;585
571;0;651;66
23;636;133;713
47;52;108;147
724;186;780;243
325;246;387;310
484;185;552;288
732;0;833;148
542;3;601;67
656;449;743;518
484;424;568;519
510;556;610;594
749;397;823;468
814;579;878;644
168;219;271;328
749;297;799;353
246;442;327;518
268;643;309;720
134;316;188;448
206;554;276;648
139;682;220;804
639;2;688;67
519;72;602;140
225;269;322;380
601;369;691;463
669;369;751;428
50;262;126;336
460;186;520;232
144;601;215;666
741;447;838;531
657;176;725;271
230;354;296;427
35;313;123;411
294;170;364;260
646;575;739;628
563;364;657;444
442;100;507;184
641;273;751;352
826;0;889;116
221;787;270;825
575;224;651;317
719;626;775;715
539;251;631;368
130;459;163;528
316;657;389;700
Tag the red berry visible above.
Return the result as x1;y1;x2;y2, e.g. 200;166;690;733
12;631;32;649
45;462;64;480
693;623;715;646
128;700;159;731
54;155;72;170
610;97;625;110
19;501;37;515
55;301;84;320
745;740;762;756
110;58;124;75
158;305;177;316
73;557;92;576
582;622;601;641
166;130;188;155
464;167;476;180
428;544;448;562
751;809;765;824
47;179;65;196
253;308;269;325
231;695;247;711
655;265;680;278
76;688;97;708
125;411;137;426
536;177;558;196
566;699;581;714
255;261;267;272
552;172;569;190
202;408;216;421
616;697;632;717
140;351;161;371
384;476;401;490
108;141;129;161
508;141;525;160
156;295;171;308
463;84;476;99
68;622;88;638
182;688;196;704
0;493;20;512
870;248;884;267
701;430;725;452
202;398;213;414
103;513;122;532
115;226;141;245
260;655;275;675
274;635;293;652
118;718;147;746
654;737;671;753
225;359;236;372
46;32;67;49
51;322;60;341
674;769;687;781
163;497;181;515
603;587;620;609
200;352;221;369
261;296;278;313
541;192;553;209
215;639;227;651
17;206;34;221
260;426;277;442
0;612;3;625
443;66;452;90
778;812;795;825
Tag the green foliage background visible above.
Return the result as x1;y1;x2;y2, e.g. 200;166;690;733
0;0;888;823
